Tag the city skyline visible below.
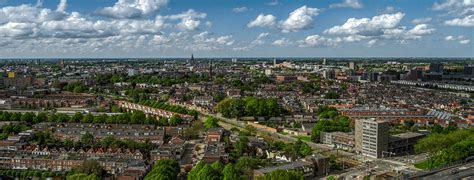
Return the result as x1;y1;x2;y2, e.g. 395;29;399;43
0;0;473;58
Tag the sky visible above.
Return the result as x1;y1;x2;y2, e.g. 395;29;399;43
0;0;473;58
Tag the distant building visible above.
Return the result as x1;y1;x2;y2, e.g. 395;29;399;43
349;62;356;70
323;69;335;79
7;72;16;78
428;63;444;73
403;68;423;81
464;64;474;76
264;69;273;76
128;69;138;76
276;75;297;83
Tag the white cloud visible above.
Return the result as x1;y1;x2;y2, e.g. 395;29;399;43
266;0;279;6
460;39;471;44
247;14;276;28
232;7;249;13
153;34;170;44
324;12;405;36
97;0;168;19
444;35;471;44
411;17;432;24
251;32;269;45
191;31;235;50
385;6;396;13
444;14;474;26
280;6;319;33
367;39;377;46
165;9;207;31
272;38;292;46
56;0;67;12
299;35;342;47
323;13;435;45
330;0;363;9
406;24;435;36
433;0;474;15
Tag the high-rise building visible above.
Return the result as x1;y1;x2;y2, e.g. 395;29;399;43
60;60;65;69
349;62;356;70
322;59;327;65
355;118;389;159
428;63;444;73
464;64;474;76
209;59;213;76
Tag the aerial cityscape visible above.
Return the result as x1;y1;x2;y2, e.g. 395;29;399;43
0;0;473;180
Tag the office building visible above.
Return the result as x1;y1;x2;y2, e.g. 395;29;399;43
355;118;389;159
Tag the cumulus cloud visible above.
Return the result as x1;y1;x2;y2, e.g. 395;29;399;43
444;14;474;26
432;0;474;15
411;17;432;24
406;24;435;36
324;12;405;36
251;32;269;45
0;0;235;56
56;0;67;12
330;0;363;9
444;35;471;44
232;7;249;13
272;38;292;46
164;9;207;31
280;6;319;33
191;31;235;50
460;39;471;44
247;14;276;28
322;12;435;46
97;0;168;19
299;35;342;47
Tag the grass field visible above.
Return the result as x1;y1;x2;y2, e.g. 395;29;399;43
297;136;312;142
414;160;431;170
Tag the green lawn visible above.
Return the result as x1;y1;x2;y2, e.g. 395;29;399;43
414;160;431;170
297;136;312;142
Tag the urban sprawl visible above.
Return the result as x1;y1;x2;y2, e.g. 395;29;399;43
0;57;472;180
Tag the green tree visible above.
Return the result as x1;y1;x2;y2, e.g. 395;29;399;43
73;86;85;93
71;112;83;123
222;164;240;180
21;112;36;123
131;111;146;124
188;161;205;180
145;159;180;180
196;164;220;180
80;132;94;146
211;161;224;172
82;113;94;123
169;115;183;126
35;112;48;123
67;173;100;180
204;117;219;129
74;160;105;176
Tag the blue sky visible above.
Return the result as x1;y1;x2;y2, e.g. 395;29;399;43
0;0;472;58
